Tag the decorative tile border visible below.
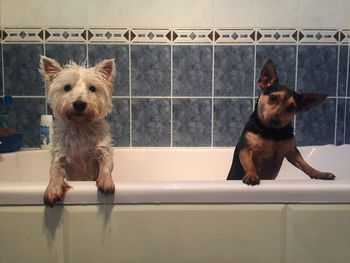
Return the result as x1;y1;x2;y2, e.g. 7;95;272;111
0;27;349;44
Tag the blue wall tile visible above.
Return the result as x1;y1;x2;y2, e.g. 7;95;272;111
173;45;212;96
7;98;46;147
213;98;253;146
131;45;170;96
256;45;296;94
296;98;336;146
3;44;44;96
88;44;129;96
215;45;254;97
346;99;350;144
173;99;211;146
108;99;130;147
45;44;87;66
0;44;2;96
297;45;337;96
338;46;348;97
336;99;345;145
132;99;170;146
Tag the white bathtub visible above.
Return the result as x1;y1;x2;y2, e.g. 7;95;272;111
0;145;349;205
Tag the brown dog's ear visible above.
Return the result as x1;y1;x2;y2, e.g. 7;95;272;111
299;93;327;111
258;59;279;90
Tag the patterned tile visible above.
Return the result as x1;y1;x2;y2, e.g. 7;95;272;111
132;99;170;146
215;29;255;44
7;98;46;147
336;99;345;145
298;29;339;44
2;28;43;43
173;45;212;96
107;99;130;147
213;99;253;147
45;44;87;66
131;29;171;44
173;99;211;147
131;45;171;96
257;29;298;44
88;44;129;96
297;45;338;96
296;98;336;146
3;44;44;96
88;28;129;43
173;29;213;44
214;45;254;96
256;45;297;94
338;45;348;97
45;28;86;42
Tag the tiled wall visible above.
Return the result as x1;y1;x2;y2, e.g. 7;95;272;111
0;0;349;148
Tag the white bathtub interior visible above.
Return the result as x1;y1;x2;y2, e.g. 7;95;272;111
0;144;349;204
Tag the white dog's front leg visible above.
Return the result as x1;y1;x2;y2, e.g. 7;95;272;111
96;147;115;194
44;157;72;206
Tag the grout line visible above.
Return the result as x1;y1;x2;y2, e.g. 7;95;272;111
170;38;173;147
344;45;349;144
334;44;340;145
129;40;132;147
253;42;257;111
211;38;215;147
1;41;4;97
294;40;299;135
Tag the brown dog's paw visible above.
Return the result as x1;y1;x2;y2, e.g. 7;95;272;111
311;172;336;180
43;181;71;207
242;173;260;186
96;175;115;194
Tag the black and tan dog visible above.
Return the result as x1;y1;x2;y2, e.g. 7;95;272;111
227;59;335;185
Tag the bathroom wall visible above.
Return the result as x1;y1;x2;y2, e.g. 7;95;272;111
0;0;349;147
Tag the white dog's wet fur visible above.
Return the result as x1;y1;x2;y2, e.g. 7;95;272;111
40;56;116;206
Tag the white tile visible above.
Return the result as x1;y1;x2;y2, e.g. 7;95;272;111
128;0;173;27
87;0;130;27
46;0;87;27
215;0;257;28
258;0;298;28
299;0;340;28
173;0;214;28
339;0;350;28
2;0;45;27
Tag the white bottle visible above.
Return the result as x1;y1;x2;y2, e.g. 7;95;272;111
40;115;53;149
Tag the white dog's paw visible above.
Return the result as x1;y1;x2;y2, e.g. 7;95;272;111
43;181;71;207
96;175;115;194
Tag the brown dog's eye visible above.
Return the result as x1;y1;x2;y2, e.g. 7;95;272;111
89;86;96;92
286;104;296;112
64;85;72;92
269;94;277;103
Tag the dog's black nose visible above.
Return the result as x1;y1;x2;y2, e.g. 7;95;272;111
270;117;280;126
73;100;87;112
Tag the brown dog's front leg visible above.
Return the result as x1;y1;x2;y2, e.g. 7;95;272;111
240;149;260;185
286;148;335;180
44;157;72;206
96;147;115;194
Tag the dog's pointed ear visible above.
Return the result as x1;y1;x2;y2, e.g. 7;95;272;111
95;59;116;83
298;93;327;111
258;59;279;90
39;56;62;83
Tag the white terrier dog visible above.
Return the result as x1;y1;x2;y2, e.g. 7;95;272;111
40;56;116;206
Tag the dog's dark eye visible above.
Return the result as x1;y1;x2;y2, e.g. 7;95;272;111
269;94;277;103
286;104;296;112
64;85;72;92
89;86;96;92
